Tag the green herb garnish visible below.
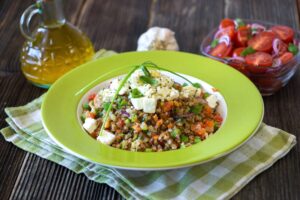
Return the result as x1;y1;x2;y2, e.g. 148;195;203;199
210;39;219;48
180;135;189;143
83;103;90;110
192;83;202;88
241;47;256;57
194;136;201;143
141;65;151;77
235;18;245;28
131;88;144;98
182;83;188;87
171;128;181;138
288;43;299;55
190;104;203;115
103;102;110;111
203;92;210;98
139;75;158;86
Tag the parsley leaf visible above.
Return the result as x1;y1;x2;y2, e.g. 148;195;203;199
210;39;219;48
288;43;299;56
241;47;256;56
235;18;245;28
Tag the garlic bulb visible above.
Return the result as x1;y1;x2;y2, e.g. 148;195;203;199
137;27;179;51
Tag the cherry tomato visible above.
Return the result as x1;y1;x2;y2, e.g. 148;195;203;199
278;52;294;64
245;52;273;73
219;18;235;29
209;42;232;58
215;27;236;40
276;39;288;56
88;93;96;101
233;47;246;57
248;31;275;52
271;25;294;43
236;26;250;47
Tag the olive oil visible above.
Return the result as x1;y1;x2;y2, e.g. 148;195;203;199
20;0;94;88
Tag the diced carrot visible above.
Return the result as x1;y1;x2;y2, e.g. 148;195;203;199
132;124;141;132
167;123;174;129
153;114;158;122
87;112;96;119
205;120;214;128
191;122;202;133
163;101;174;112
203;105;212;116
196;128;207;136
152;134;159;140
156;119;163;128
104;119;111;129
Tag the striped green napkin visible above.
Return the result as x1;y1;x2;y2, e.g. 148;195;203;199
0;50;296;200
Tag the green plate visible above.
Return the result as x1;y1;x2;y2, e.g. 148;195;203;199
42;51;264;170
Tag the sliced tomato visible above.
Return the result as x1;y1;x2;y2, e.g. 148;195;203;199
248;31;275;52
245;52;273;73
276;39;288;56
209;42;232;58
278;52;294;64
219;18;235;29
215;27;236;40
271;25;294;43
236;26;250;47
233;47;245;57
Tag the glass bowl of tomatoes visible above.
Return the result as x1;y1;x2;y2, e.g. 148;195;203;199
200;18;300;96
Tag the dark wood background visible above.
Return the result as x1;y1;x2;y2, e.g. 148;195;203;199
1;0;300;199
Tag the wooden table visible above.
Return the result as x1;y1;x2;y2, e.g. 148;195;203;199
1;0;299;199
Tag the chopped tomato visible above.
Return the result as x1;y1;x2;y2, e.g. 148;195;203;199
163;101;174;112
215;27;236;40
245;52;273;73
248;31;275;52
236;26;250;47
219;18;235;29
271;25;294;43
209;42;232;58
88;93;96;101
214;114;223;123
278;52;294;64
233;47;246;57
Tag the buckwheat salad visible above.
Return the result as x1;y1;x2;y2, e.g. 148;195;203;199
81;62;223;152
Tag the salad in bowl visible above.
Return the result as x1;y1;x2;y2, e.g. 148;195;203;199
80;62;223;152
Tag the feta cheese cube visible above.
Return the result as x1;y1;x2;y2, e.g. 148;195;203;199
97;130;116;145
131;98;144;110
169;88;179;99
180;85;197;98
109;78;129;95
143;98;157;113
83;118;97;134
206;95;218;109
